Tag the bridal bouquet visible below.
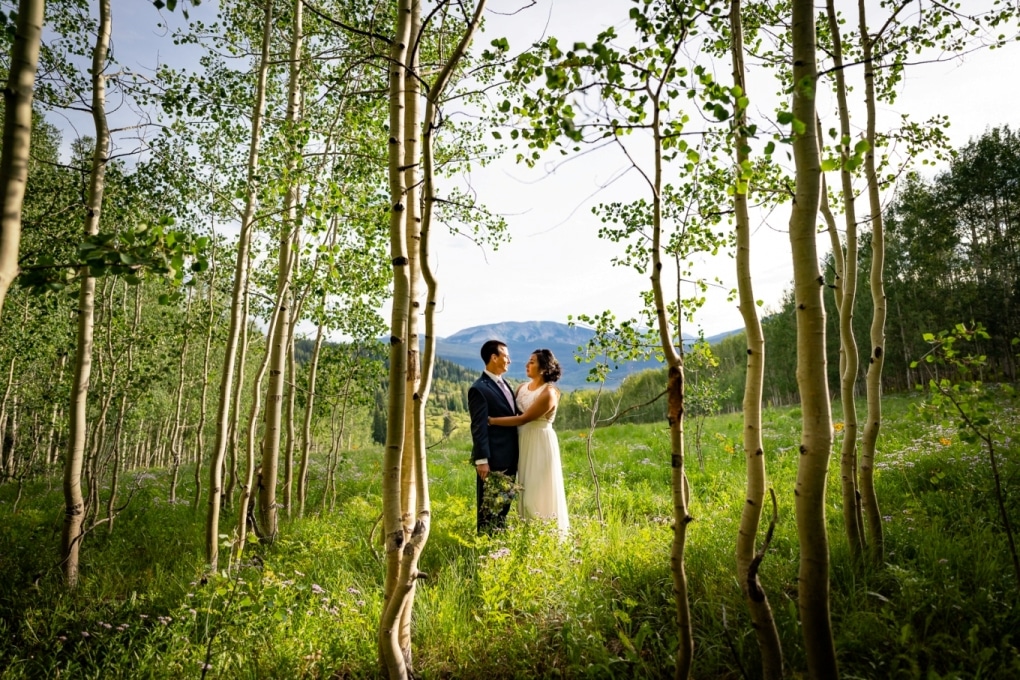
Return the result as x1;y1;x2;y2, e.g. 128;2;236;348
481;471;523;517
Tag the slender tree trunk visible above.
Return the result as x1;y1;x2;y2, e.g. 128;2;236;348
62;0;111;588
379;2;487;676
789;2;838;676
379;2;413;675
235;299;288;560
225;270;253;508
0;0;44;318
257;0;304;541
0;356;15;480
169;293;193;505
46;353;68;468
825;0;865;560
283;331;296;519
653;113;693;680
730;3;783;676
206;0;273;571
322;402;339;513
194;253;217;512
857;0;886;566
298;321;324;517
107;284;141;533
396;2;423;664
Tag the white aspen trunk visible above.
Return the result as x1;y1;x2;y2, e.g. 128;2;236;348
298;321;324;517
257;0;304;541
206;0;273;571
789;1;838;676
730;3;784;676
380;3;487;676
0;0;44;318
169;293;193;505
857;0;886;566
107;284;140;533
825;0;865;559
225;268;253;507
235;281;292;559
194;261;216;511
322;402;339;513
62;0;111;588
46;353;67;467
283;329;296;518
379;1;413;675
396;1;423;662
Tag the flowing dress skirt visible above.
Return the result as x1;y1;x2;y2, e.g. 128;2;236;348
517;419;569;536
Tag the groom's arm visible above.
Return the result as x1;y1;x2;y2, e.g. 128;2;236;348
467;385;490;473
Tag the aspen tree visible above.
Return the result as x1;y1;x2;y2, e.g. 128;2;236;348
788;0;838;676
62;0;112;588
379;0;413;673
377;1;488;674
168;292;193;505
730;2;783;676
0;0;44;319
856;0;886;566
193;246;217;511
206;0;273;571
823;0;866;559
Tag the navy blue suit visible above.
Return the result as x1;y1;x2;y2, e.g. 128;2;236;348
468;373;520;533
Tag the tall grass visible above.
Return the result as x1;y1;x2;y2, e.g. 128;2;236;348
1;393;1018;678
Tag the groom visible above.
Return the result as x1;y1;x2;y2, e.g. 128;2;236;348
468;339;520;534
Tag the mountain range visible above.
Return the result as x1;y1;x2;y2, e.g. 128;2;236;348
433;320;740;391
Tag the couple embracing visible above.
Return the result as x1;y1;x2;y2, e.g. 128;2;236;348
468;340;569;536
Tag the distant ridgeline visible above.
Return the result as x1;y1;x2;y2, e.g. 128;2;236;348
432;320;737;392
294;320;740;419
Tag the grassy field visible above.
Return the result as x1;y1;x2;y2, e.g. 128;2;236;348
1;393;1018;678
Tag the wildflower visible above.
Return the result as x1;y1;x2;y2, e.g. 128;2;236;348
724;445;735;454
578;432;587;439
834;422;845;432
81;631;90;638
58;636;67;642
484;547;511;560
356;600;366;608
347;587;360;595
189;609;197;617
939;437;952;446
311;583;325;595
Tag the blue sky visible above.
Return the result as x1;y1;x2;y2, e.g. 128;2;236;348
65;0;1020;338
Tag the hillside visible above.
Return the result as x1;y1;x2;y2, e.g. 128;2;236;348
435;320;740;391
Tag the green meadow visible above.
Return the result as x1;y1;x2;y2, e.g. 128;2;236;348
1;394;1018;679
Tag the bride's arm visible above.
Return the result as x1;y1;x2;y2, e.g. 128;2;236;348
489;387;557;427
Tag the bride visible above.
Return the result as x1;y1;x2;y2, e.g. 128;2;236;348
488;349;569;536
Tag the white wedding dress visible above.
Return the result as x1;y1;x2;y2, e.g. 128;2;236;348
515;383;569;536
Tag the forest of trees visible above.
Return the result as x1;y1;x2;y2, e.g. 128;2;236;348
556;125;1020;429
1;1;1019;678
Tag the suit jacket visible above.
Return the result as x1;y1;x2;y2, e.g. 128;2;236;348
468;373;520;475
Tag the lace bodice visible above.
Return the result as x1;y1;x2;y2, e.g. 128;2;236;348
516;382;557;425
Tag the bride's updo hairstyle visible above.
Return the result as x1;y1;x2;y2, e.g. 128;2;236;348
532;349;562;383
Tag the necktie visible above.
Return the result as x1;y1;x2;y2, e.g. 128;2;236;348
496;379;514;409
